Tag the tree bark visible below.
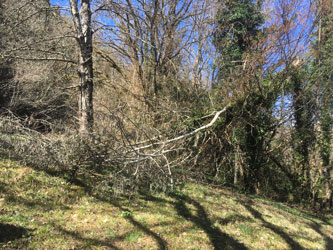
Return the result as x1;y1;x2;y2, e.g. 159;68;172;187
324;166;332;209
69;0;94;134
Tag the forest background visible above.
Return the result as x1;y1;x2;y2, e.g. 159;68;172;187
0;0;332;212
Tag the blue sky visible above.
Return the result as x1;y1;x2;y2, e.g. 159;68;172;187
50;0;68;6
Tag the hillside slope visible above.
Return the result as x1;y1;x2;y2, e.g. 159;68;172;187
0;160;332;250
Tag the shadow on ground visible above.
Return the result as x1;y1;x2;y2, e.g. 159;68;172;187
0;223;31;244
169;192;248;250
105;199;168;250
53;223;120;250
308;219;333;250
136;191;248;250
239;199;304;250
3;161;332;250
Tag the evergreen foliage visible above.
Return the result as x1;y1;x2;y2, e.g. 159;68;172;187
213;0;264;83
314;0;333;167
310;0;332;208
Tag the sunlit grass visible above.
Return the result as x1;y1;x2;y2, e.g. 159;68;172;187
0;159;332;249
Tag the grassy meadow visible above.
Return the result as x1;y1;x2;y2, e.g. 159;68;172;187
0;159;332;249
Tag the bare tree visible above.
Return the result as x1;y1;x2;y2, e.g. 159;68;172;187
69;0;94;134
0;0;77;130
0;0;95;134
99;0;206;108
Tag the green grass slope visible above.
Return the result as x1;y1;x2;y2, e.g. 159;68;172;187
0;160;332;250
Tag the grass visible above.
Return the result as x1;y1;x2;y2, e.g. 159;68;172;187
0;159;332;249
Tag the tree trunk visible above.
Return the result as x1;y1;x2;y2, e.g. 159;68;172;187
78;45;94;134
234;143;244;185
324;166;332;209
69;0;94;134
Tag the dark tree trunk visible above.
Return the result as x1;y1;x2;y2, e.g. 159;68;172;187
324;166;332;210
291;71;313;200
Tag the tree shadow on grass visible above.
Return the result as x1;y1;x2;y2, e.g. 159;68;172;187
0;162;167;249
54;224;120;250
240;200;304;250
0;180;71;212
110;200;168;250
216;214;254;226
106;191;249;250
169;192;248;250
0;223;31;244
308;220;333;250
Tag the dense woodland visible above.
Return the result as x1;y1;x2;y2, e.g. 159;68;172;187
0;0;332;213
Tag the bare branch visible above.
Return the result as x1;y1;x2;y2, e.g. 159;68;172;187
135;104;231;151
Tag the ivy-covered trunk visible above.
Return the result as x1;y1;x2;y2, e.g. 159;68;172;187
243;124;262;193
290;67;315;202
